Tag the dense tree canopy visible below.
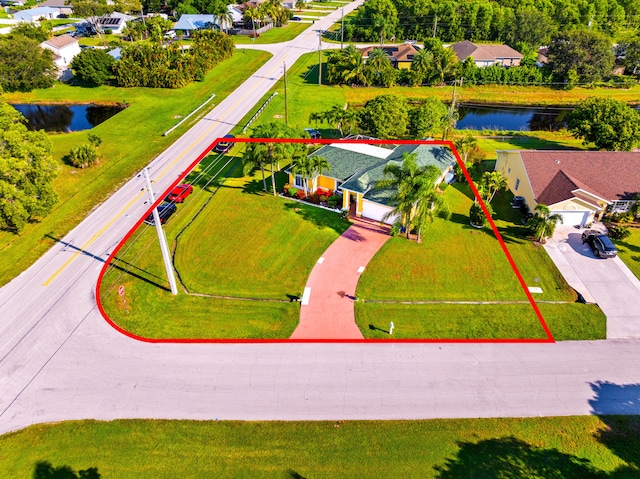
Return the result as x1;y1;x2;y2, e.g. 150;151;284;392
344;0;637;46
359;95;409;138
547;30;615;86
0;102;58;233
568;97;640;151
71;49;115;86
113;30;234;88
9;22;52;42
0;35;56;92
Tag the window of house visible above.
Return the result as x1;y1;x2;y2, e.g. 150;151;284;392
294;175;304;188
515;178;520;191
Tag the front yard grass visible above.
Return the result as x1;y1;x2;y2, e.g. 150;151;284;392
614;227;640;280
0;49;271;287
355;175;606;340
100;152;350;339
1;416;637;477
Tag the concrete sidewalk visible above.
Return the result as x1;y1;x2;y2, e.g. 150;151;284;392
290;219;390;339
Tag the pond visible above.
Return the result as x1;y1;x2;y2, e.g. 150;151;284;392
12;103;126;133
456;104;572;132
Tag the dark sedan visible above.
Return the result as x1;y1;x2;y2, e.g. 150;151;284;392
581;230;618;258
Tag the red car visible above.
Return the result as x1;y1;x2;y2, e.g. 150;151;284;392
165;184;193;203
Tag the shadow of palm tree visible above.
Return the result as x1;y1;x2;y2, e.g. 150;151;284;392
281;202;350;235
434;437;606;479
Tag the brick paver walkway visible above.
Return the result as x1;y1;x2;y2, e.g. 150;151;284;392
290;219;391;339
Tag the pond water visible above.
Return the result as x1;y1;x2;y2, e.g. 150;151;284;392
12;103;126;133
456;104;572;132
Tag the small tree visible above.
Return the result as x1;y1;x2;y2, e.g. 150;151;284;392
527;204;563;243
68;143;98;168
71;49;115;86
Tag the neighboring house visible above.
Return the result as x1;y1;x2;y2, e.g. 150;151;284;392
96;11;135;34
13;6;58;21
287;143;455;224
174;6;242;35
495;150;640;226
107;46;121;60
450;40;523;67
40;34;80;80
359;43;421;69
37;0;73;16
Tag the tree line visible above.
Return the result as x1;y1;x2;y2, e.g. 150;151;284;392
345;0;640;47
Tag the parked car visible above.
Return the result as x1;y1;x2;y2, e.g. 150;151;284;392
581;230;618;258
291;16;301;21
304;128;321;139
144;203;177;226
213;134;234;153
165;184;193;203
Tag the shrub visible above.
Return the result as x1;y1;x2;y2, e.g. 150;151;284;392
68;143;98;168
469;202;486;227
296;189;306;199
319;195;328;203
327;195;340;208
309;193;320;204
287;187;298;197
607;224;631;240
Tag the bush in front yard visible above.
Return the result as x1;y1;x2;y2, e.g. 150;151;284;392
607;224;631;240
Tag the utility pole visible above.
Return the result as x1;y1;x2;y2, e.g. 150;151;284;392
143;168;178;295
318;30;322;85
341;6;344;49
283;61;288;125
432;14;438;37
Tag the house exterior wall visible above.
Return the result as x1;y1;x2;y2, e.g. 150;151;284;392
549;198;597;225
362;199;396;224
317;175;335;190
397;60;412;69
495;151;537;209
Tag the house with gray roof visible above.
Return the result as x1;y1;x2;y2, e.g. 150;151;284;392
287;142;455;224
13;6;58;21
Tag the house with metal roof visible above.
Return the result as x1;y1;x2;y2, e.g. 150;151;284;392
495;150;640;226
287;142;455;224
450;40;523;68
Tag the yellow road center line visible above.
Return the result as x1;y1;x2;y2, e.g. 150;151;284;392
43;192;144;286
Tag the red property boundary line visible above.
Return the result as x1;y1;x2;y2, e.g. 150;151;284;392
96;137;555;344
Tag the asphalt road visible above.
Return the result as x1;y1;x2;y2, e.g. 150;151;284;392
1;7;640;435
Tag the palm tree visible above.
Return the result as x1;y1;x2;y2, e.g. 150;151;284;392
214;7;234;32
527;204;563;243
365;48;393;85
242;143;269;192
291;155;313;196
341;107;358;135
442;102;459;140
310;155;330;190
309;111;323;128
244;6;260;37
295;0;305;10
478;171;507;204
410;48;433;84
454;133;477;164
377;152;442;239
340;45;368;86
432;48;458;85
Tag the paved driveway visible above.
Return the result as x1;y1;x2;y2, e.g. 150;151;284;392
544;225;640;338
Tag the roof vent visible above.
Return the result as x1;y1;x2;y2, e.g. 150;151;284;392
555;159;560;164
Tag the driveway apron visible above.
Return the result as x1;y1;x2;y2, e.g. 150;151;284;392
290;219;391;339
544;225;640;338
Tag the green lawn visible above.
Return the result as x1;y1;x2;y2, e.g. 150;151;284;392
232;22;310;44
615;227;640;280
1;416;638;478
100;154;350;339
0;49;271;287
354;176;606;340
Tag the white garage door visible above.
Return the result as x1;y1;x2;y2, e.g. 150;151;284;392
551;210;590;226
362;201;398;225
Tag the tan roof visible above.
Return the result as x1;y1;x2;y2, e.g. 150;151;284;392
519;150;640;206
451;40;522;62
359;44;420;63
42;34;78;50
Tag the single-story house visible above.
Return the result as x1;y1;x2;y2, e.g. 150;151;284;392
359;43;421;69
450;40;523;68
37;0;73;16
107;46;121;60
495;150;640;226
40;33;80;79
174;6;242;35
287;142;455;224
13;6;58;21
96;11;135;34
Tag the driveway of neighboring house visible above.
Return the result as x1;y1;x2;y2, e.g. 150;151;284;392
290;218;391;339
544;225;640;339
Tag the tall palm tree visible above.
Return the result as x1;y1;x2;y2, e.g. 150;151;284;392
242;142;268;192
365;47;393;85
214;7;234;32
527;203;563;243
310;155;330;190
433;47;458;85
291;155;313;196
340;45;368;86
377;152;442;239
410;47;433;84
454;133;477;164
